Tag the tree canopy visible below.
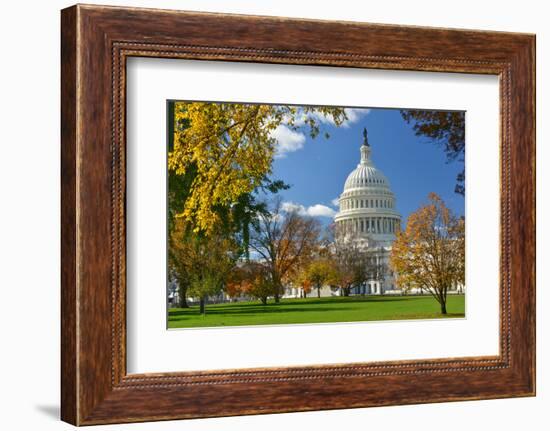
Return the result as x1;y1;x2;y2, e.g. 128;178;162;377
249;198;322;302
169;102;348;234
302;258;338;298
400;110;465;195
390;193;465;314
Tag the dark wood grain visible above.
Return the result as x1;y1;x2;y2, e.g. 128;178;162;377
61;4;535;425
60;5;78;425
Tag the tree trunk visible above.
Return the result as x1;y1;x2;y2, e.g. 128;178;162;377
343;286;350;297
440;301;447;314
199;297;205;315
179;294;190;308
317;286;321;298
178;285;190;308
272;274;282;303
260;297;267;305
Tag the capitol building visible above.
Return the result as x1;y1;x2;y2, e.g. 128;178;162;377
333;128;401;295
283;128;402;299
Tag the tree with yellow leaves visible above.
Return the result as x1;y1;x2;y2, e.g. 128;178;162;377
169;102;348;234
302;258;338;298
390;193;465;314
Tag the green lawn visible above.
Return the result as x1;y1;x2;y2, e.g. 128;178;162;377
168;295;465;329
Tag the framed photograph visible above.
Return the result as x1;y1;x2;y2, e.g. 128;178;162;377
61;4;535;425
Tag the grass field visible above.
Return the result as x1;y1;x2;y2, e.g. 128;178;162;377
168;295;465;329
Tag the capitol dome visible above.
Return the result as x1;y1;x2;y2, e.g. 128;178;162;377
334;128;401;246
343;157;390;190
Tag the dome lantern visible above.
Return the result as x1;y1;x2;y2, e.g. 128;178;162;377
360;127;372;165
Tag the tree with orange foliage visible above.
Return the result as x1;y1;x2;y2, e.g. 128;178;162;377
390;193;465;314
224;266;250;300
300;279;313;298
225;262;276;305
290;266;314;298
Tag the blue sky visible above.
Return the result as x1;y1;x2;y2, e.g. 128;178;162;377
269;107;464;226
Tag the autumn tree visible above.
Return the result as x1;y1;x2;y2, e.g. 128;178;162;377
327;222;386;296
169;102;348;234
303;258;338;298
244;262;276;305
168;219;192;307
168;104;290;310
170;218;240;314
299;279;313;298
249;198;322;302
290;266;314;298
168;102;287;257
390;193;465;314
225;262;276;305
400;110;465;195
331;239;370;296
224;265;249;300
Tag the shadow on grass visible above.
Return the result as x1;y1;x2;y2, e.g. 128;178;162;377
181;296;426;310
275;296;425;306
169;304;351;319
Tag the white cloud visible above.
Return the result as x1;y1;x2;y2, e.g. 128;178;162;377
342;108;371;127
282;201;336;218
331;197;340;207
307;204;337;218
308;111;338;126
271;125;306;158
271;108;371;157
281;202;302;213
295;107;371;129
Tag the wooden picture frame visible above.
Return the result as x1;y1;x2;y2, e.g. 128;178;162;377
61;4;535;425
